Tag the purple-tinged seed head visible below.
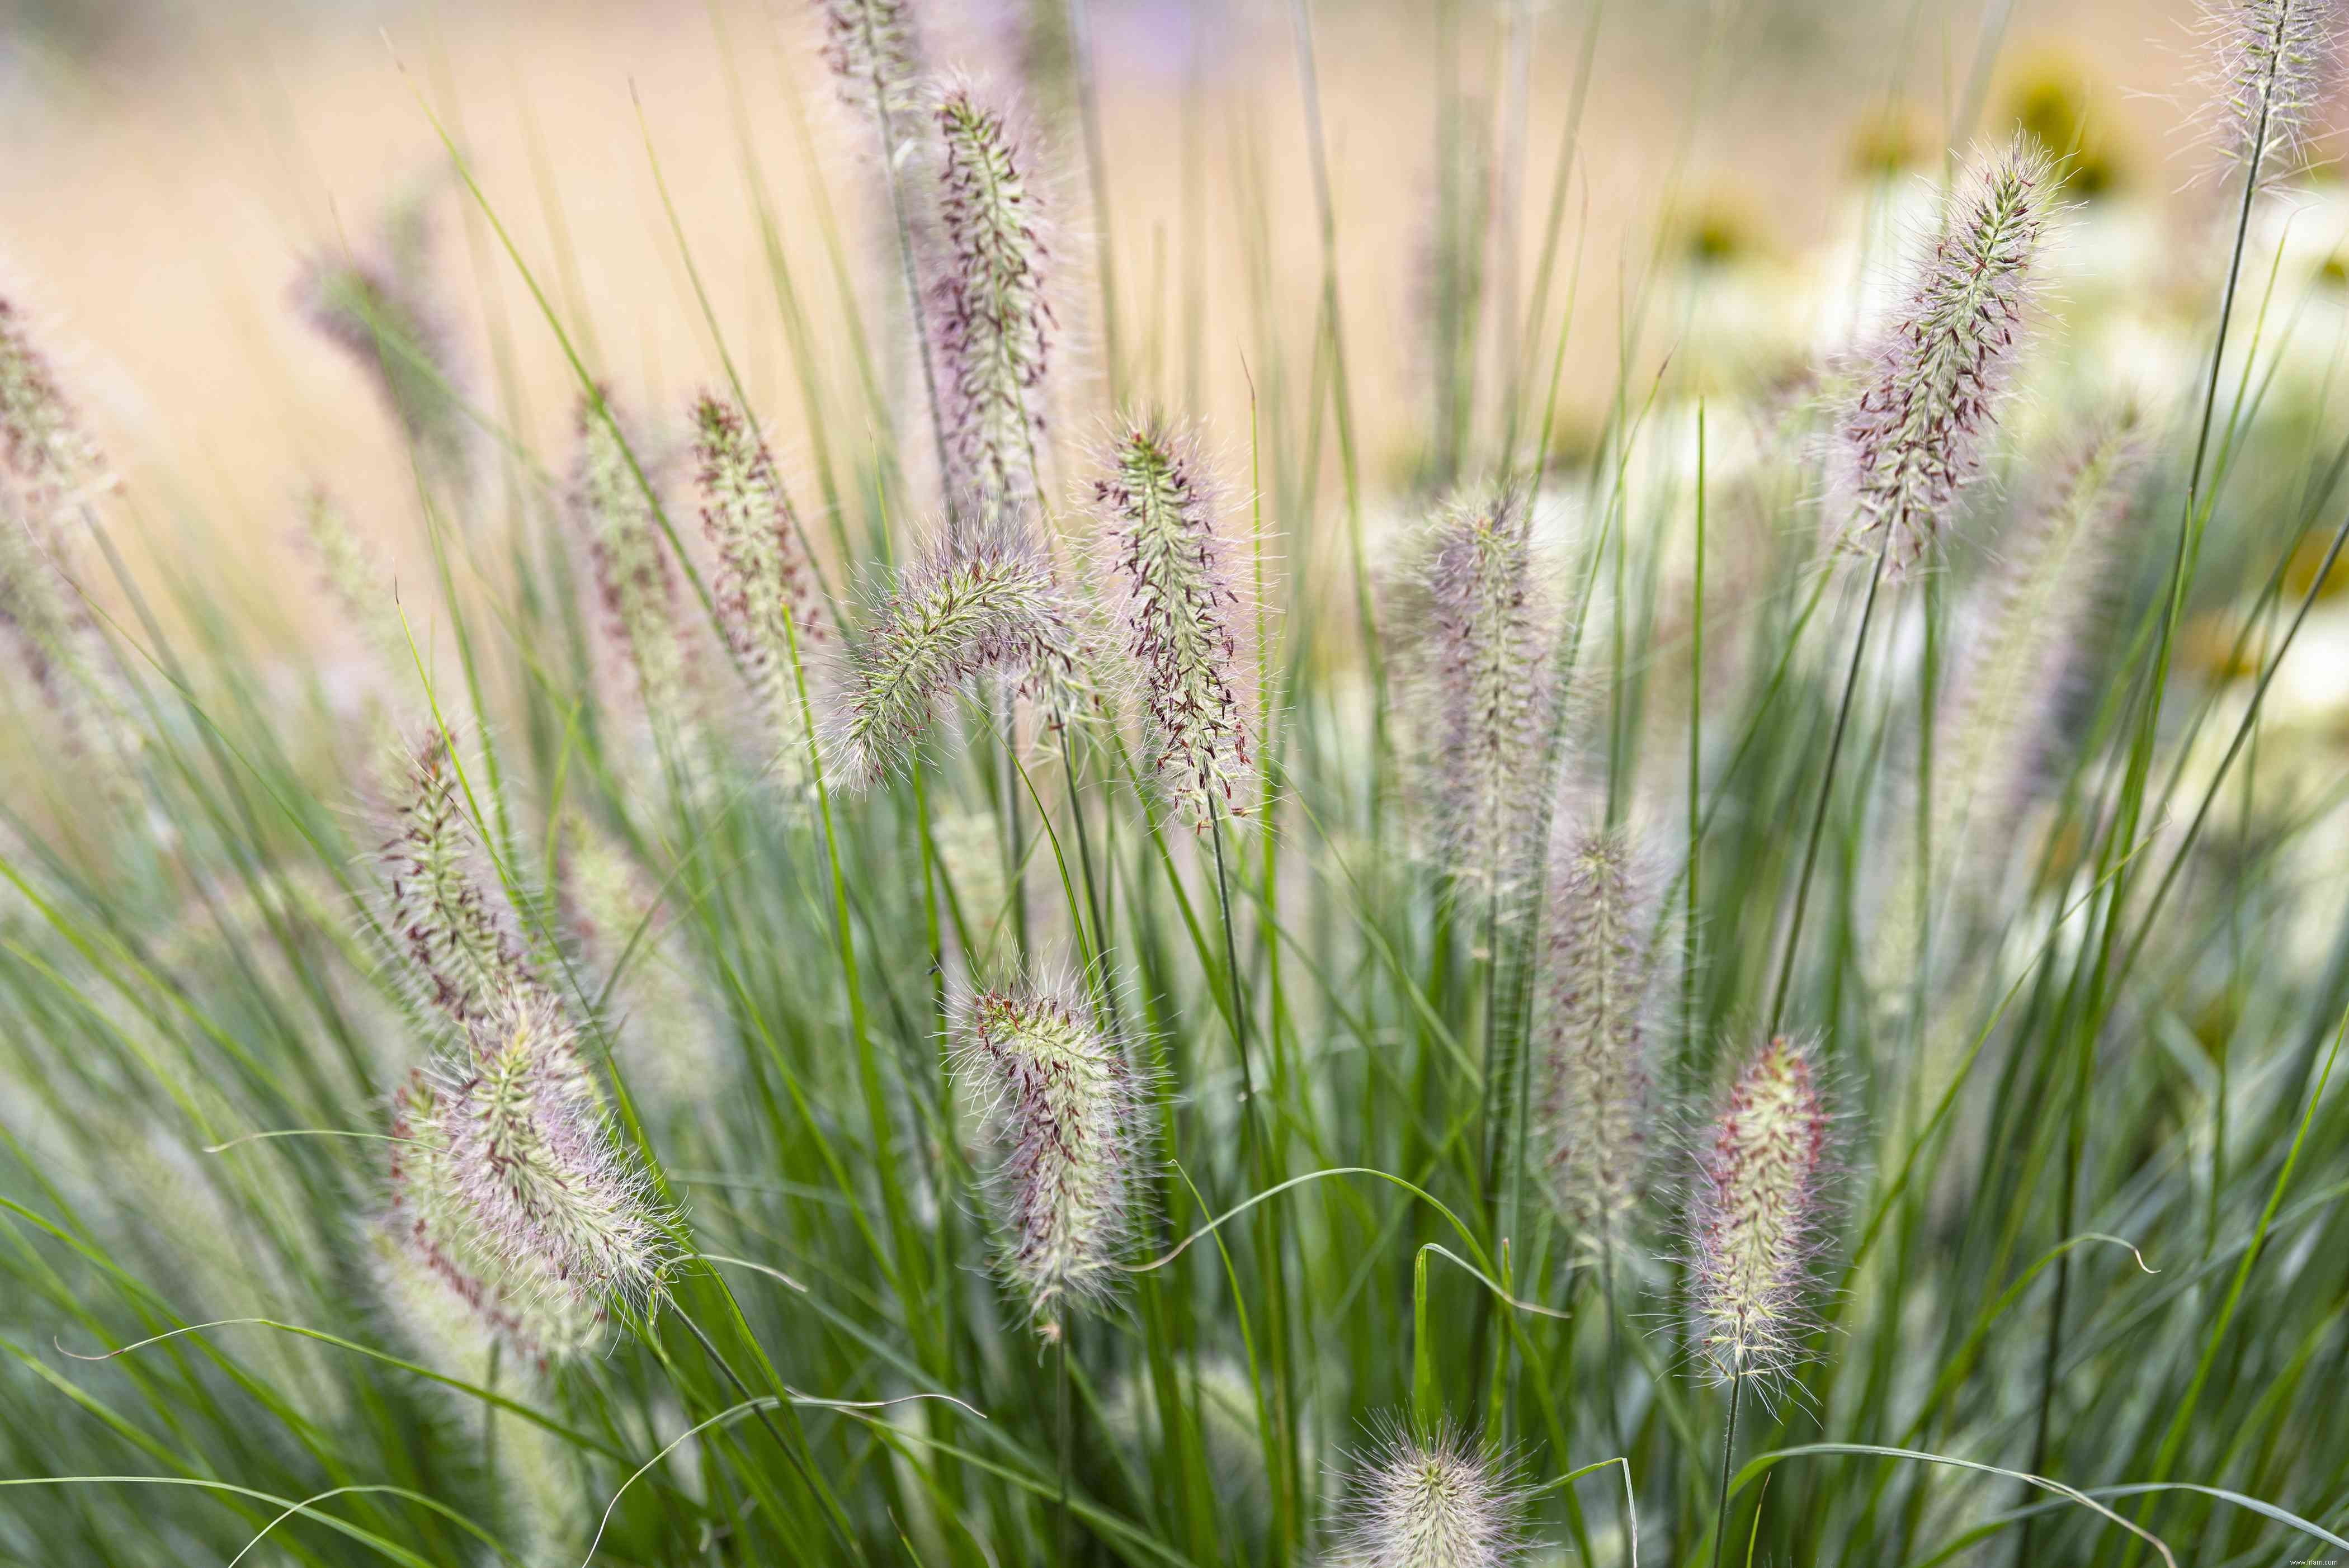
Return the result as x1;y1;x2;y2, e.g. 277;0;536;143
377;731;535;1028
954;977;1144;1332
692;394;827;793
1536;822;1664;1254
1685;1034;1838;1397
571;391;694;722
2194;0;2346;185
927;82;1055;526
1090;414;1255;832
0;294;107;513
1402;485;1560;903
432;984;673;1316
818;0;924;126
1833;136;2058;577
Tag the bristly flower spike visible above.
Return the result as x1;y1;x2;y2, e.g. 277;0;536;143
1328;1415;1535;1568
379;733;534;1026
929;83;1054;523
572;392;692;721
295;230;472;488
691;394;826;792
1835;136;2057;577
1408;485;1558;900
1686;1034;1837;1396
0;295;107;512
2197;0;2346;183
818;0;923;125
433;984;673;1314
1091;416;1254;831
954;979;1143;1333
1536;823;1663;1254
834;522;1090;788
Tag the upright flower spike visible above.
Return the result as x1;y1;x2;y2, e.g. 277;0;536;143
818;0;923;125
1091;418;1254;830
1328;1416;1534;1568
572;394;692;722
2198;0;2345;182
954;980;1142;1330
1835;138;2056;576
295;232;471;488
928;85;1054;522
1535;824;1662;1253
435;984;672;1314
1405;487;1558;900
0;293;136;784
0;295;107;512
1686;1035;1836;1395
834;523;1089;788
379;733;534;1026
692;395;826;791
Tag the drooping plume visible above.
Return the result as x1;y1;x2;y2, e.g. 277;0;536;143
1874;414;2145;1002
1403;486;1559;899
1327;1416;1534;1568
692;394;826;791
1835;138;2056;575
1685;1035;1836;1394
954;979;1142;1329
380;1073;604;1368
427;985;672;1315
1091;417;1254;830
928;84;1054;522
378;732;534;1026
295;216;472;488
572;393;692;722
1535;824;1663;1253
834;523;1091;788
2197;0;2345;182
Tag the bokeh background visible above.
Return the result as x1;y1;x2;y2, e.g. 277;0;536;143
0;0;2238;646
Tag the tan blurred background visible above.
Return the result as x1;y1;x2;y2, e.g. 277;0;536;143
1;0;2202;643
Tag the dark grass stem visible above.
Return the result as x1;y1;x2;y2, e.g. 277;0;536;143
1768;528;1895;1037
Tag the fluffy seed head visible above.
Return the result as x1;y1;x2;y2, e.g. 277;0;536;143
1091;417;1255;830
382;1074;605;1367
572;394;692;720
295;240;471;487
1328;1416;1534;1568
1686;1035;1836;1394
1403;487;1559;900
379;732;534;1026
1834;137;2056;575
819;0;923;124
433;984;672;1314
0;295;107;511
834;523;1091;788
2196;0;2345;182
954;979;1143;1329
1536;824;1663;1253
928;84;1054;523
692;394;826;792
